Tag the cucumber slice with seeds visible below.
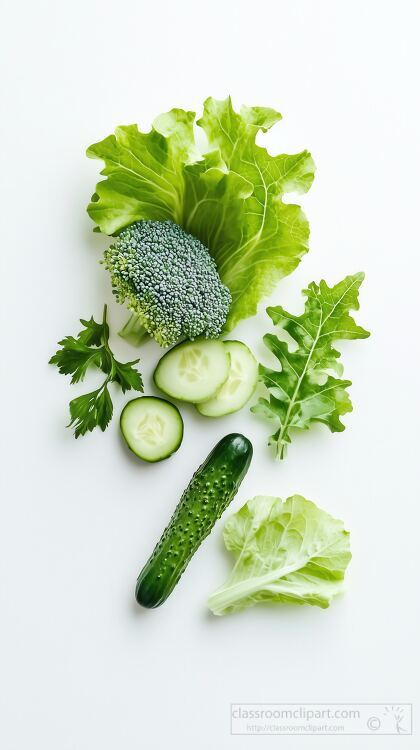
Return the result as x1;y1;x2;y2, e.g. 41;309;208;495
197;341;258;417
153;340;230;403
120;397;183;462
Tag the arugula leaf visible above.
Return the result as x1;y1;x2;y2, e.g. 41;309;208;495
86;97;315;330
252;273;370;458
208;495;351;616
50;306;143;437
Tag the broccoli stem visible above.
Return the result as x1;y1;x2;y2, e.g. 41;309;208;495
118;312;151;347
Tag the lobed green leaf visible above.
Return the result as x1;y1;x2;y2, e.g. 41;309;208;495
252;273;370;458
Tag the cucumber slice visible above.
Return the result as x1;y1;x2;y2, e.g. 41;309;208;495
196;341;258;417
120;397;183;462
153;340;230;403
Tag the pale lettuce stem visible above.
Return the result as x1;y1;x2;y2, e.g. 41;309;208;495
208;564;297;614
118;312;150;347
208;579;255;615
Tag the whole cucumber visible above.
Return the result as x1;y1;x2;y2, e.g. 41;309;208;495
136;433;253;608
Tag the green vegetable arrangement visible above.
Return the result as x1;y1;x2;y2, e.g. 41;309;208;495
49;96;370;616
87;96;315;332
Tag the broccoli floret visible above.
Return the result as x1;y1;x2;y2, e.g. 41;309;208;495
103;220;231;347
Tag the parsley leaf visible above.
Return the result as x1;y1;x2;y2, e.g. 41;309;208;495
78;316;107;347
50;305;143;437
49;337;103;383
68;386;113;438
111;359;144;393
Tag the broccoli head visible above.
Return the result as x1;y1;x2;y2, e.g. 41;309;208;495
103;220;232;347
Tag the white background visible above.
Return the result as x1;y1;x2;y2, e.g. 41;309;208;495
1;1;419;748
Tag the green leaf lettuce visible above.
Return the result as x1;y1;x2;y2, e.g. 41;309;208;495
208;495;351;616
87;97;315;330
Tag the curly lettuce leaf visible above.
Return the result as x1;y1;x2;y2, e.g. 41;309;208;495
208;495;351;616
252;272;370;459
87;110;200;233
87;97;315;329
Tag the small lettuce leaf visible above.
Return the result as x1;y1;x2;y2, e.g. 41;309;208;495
87;97;315;330
252;272;370;458
208;495;351;616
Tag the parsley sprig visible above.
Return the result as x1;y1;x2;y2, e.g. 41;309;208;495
49;305;143;438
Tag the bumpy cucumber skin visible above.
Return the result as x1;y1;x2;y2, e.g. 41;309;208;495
135;433;253;608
